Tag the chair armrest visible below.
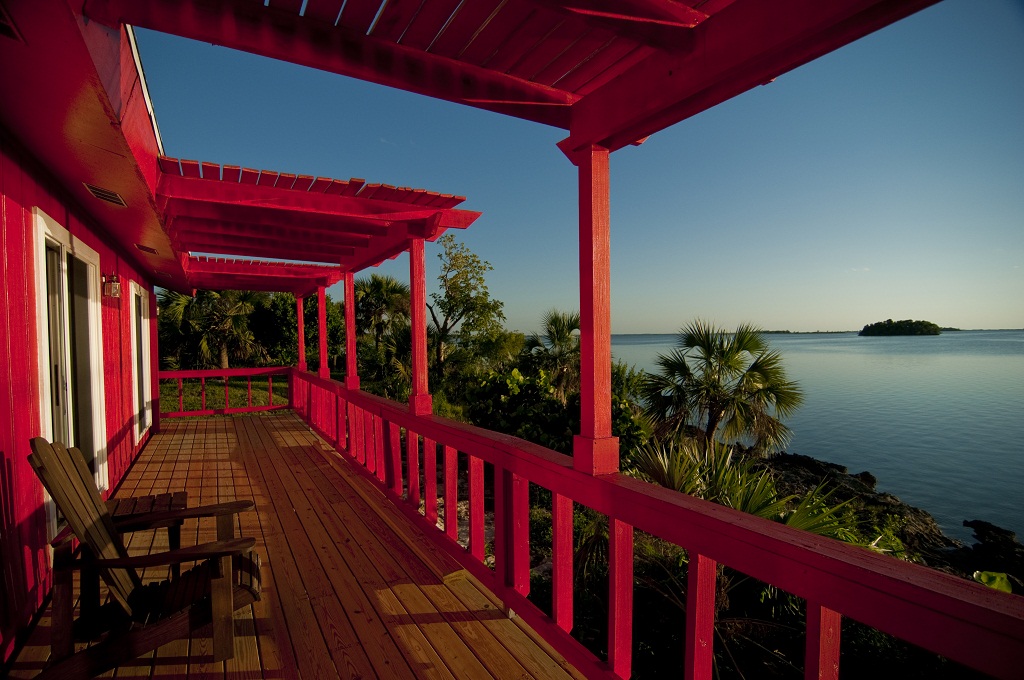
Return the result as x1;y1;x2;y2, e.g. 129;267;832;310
113;500;255;532
90;537;256;569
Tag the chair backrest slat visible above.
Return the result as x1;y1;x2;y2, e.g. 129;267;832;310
29;438;140;613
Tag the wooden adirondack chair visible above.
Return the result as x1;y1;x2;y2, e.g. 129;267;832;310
28;437;262;679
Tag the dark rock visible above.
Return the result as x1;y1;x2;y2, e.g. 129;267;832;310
854;470;877;489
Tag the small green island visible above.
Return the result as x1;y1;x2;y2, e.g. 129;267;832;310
859;319;942;336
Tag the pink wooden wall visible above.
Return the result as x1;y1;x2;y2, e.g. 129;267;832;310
0;131;154;662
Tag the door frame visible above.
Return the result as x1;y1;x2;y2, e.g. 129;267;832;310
33;207;109;536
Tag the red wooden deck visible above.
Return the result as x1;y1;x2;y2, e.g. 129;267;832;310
7;412;585;680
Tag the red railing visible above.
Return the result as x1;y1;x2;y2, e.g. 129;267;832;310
159;368;290;418
291;369;1023;679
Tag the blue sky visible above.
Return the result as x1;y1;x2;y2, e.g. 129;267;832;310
134;0;1024;334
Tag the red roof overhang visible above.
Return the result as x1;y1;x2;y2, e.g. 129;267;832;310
2;0;939;295
83;0;941;153
0;0;480;297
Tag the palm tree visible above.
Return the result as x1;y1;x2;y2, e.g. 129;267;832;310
354;274;410;350
524;309;581;404
641;320;803;453
158;289;267;370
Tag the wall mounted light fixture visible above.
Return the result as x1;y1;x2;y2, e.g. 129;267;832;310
103;273;122;298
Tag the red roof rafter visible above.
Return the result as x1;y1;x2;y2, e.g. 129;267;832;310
185;256;344;297
156;157;480;292
83;0;578;128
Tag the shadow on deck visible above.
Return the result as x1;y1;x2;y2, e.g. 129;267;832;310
8;411;583;679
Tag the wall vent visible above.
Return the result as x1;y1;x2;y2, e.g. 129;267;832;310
135;244;158;254
0;2;24;42
84;183;127;207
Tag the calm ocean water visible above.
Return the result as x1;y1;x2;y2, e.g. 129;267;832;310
612;330;1024;543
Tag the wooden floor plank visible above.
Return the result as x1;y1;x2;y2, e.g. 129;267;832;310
9;412;586;679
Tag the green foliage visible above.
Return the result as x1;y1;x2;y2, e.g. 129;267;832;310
859;319;942;336
641;320;804;453
522;309;581;404
158;289;268;370
972;570;1014;593
465;368;575;453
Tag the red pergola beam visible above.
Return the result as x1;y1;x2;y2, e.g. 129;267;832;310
83;0;577;128
561;0;941;152
157;173;477;227
169;218;373;248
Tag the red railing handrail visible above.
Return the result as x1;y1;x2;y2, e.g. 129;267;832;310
159;367;291;418
291;368;1024;678
158;367;289;379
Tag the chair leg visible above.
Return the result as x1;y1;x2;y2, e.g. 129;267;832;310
51;542;75;660
210;555;235;661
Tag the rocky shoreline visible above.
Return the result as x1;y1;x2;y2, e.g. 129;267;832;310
758;452;1024;590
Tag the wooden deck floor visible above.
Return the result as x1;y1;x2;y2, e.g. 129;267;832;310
9;412;585;679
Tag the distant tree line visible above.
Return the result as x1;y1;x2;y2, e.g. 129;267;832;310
859;318;941;336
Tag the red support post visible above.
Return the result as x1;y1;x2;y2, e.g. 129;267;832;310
149;289;161;434
608;517;633;678
565;144;618;475
806;601;842;680
685;553;717;680
318;285;328;379
296;295;307;372
409;237;432;415
344;271;359;389
552;493;574;632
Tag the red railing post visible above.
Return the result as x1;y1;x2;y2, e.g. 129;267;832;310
374;415;385;483
508;471;530;596
685;553;717;680
552;492;574;632
387;421;403;496
806;601;841;680
608;517;633;678
424;437;437;525
407;429;421;508
469;456;484;561
444;445;458;541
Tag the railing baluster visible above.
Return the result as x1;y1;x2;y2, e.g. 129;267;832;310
374;415;385;483
362;409;374;474
444;445;457;541
224;374;229;411
552;493;573;632
608;517;634;678
268;375;273;406
509;471;529;596
407;429;421;509
247;376;252;408
685;553;717;680
387;421;402;496
424;437;437;525
469;455;484;562
334;393;342;450
177;378;183;412
201;377;206;411
805;601;841;680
